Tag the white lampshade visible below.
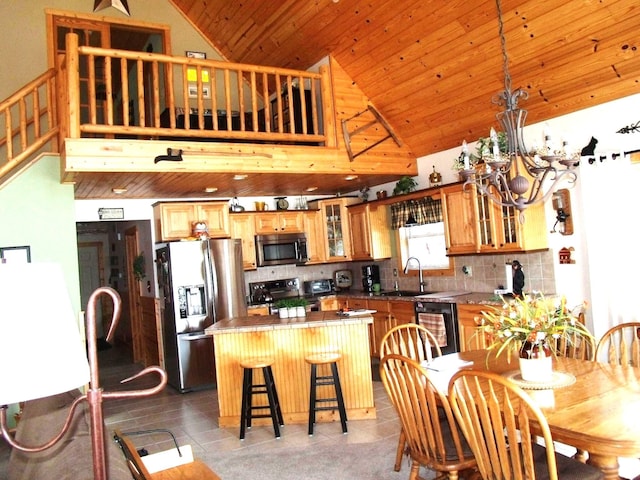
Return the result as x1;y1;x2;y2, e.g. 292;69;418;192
0;263;90;405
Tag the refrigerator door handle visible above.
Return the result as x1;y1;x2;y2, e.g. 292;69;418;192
202;240;217;323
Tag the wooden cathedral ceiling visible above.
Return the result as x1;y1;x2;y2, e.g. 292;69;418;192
171;0;640;158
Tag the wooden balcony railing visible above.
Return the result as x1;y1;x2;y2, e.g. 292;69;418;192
62;33;331;145
0;69;58;182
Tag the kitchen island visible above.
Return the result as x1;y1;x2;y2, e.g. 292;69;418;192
205;311;375;428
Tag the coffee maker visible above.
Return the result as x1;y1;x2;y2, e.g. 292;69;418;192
362;264;380;292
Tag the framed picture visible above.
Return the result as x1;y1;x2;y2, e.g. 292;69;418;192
186;50;206;59
0;245;31;264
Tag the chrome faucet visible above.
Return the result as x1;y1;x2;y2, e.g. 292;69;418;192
403;256;425;293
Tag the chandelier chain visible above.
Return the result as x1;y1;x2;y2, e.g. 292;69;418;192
496;0;512;96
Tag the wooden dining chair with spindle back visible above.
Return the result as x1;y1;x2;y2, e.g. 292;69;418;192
448;370;605;480
379;323;442;472
556;312;596;362
595;322;640;367
379;354;477;480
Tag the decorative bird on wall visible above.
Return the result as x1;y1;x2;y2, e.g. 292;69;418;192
93;0;130;16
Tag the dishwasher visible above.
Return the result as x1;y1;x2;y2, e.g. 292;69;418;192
415;300;460;355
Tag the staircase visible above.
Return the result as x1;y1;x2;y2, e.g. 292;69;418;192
0;68;59;188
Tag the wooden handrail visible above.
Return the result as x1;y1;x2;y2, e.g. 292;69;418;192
63;32;330;144
0;68;58;183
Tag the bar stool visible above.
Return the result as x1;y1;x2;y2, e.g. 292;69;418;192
305;352;348;436
239;357;284;440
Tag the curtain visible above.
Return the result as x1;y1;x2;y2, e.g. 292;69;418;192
390;197;442;229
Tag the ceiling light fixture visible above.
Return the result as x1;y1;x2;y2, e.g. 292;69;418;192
93;0;131;16
204;187;218;193
460;0;578;216
233;174;248;180
112;187;127;194
305;186;319;192
344;175;358;181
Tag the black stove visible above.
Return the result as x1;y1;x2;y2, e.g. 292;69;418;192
248;278;300;305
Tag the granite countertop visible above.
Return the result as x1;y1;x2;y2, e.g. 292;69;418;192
333;290;504;305
205;310;373;334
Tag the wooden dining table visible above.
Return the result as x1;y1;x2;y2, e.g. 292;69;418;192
429;349;640;480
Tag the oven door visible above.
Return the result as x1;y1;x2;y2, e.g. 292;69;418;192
415;301;460;355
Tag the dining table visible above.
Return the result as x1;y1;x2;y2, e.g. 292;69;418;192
425;349;640;480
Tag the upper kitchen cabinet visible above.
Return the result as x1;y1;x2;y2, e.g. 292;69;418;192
302;210;326;264
229;213;257;270
348;202;392;261
254;211;304;234
441;182;548;254
153;201;230;242
313;198;357;263
441;183;478;255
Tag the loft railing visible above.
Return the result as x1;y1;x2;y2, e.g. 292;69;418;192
0;69;59;182
62;33;331;145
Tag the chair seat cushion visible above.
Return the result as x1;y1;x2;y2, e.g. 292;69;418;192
532;444;604;480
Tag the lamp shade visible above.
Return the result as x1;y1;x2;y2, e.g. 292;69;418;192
0;263;90;405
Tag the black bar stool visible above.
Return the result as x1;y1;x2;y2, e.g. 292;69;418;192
239;357;284;440
305;352;348;436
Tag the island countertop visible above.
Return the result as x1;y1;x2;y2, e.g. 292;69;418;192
205;310;373;335
205;311;376;428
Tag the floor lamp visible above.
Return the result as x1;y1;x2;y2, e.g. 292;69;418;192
0;262;167;480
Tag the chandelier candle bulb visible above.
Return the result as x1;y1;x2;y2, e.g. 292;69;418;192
462;140;470;169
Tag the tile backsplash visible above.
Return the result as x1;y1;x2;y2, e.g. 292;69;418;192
244;250;556;295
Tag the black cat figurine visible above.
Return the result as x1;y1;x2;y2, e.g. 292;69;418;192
580;136;598;156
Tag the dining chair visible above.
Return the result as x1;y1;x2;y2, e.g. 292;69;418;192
555;312;596;361
379;323;443;472
379;354;477;480
595;321;640;366
448;370;604;480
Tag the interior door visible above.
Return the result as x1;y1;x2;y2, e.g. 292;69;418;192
78;242;105;337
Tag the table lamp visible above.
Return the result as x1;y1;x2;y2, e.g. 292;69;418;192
0;262;167;480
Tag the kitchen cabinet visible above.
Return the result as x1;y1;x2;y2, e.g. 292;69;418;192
457;304;491;351
316;198;357;263
229;213;257;270
254;211;304;234
348;203;392;261
153;201;230;242
319;296;338;311
302;210;326;264
248;305;270;316
441;182;548;254
441;183;478;255
339;296;416;357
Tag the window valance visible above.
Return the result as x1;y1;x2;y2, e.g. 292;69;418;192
390;197;443;229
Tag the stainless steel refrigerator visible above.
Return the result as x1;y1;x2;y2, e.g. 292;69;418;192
156;238;247;392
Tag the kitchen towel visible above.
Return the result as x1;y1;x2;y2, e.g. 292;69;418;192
418;313;447;347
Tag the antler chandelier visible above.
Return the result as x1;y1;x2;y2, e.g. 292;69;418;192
460;0;578;214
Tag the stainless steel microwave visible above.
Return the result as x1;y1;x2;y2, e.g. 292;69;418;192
255;233;308;267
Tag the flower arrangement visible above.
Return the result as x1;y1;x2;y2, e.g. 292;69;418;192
478;293;592;359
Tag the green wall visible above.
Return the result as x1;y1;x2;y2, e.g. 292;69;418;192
0;156;81;317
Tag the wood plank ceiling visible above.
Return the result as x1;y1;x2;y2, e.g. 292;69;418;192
170;0;640;158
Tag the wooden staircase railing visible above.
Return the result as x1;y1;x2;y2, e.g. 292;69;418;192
0;68;59;185
62;32;332;145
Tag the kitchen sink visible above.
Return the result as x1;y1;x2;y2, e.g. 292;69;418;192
379;290;433;297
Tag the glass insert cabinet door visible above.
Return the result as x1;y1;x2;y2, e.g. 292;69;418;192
324;203;345;257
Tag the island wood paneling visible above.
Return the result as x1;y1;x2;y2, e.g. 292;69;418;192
209;317;375;427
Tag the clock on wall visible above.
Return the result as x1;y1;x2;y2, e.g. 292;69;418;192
275;197;289;210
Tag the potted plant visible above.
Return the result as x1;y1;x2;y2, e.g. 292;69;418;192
392;176;418;195
478;294;593;382
133;254;146;281
274;299;293;319
291;297;309;317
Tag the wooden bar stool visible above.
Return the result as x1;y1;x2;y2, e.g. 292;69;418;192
239;357;284;440
305;352;348;436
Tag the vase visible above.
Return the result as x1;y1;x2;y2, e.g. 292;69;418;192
288;307;298;317
518;341;553;383
278;308;289;319
296;306;306;317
